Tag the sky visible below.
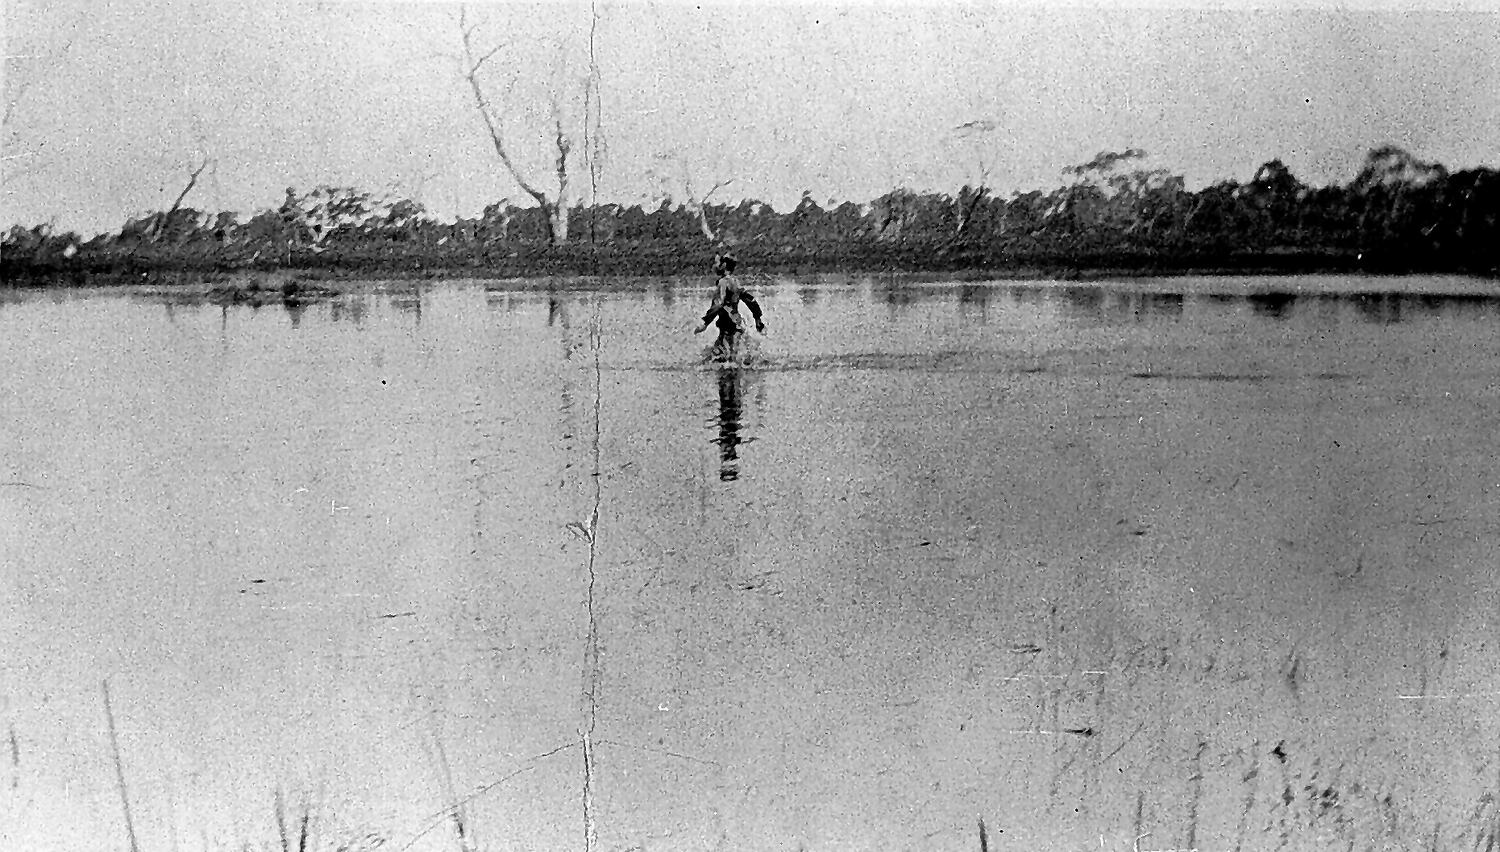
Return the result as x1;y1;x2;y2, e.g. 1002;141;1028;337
2;0;1498;236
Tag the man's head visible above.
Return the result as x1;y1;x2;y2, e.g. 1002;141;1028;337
714;253;738;275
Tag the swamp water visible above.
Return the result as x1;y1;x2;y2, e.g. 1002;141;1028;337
2;275;1498;852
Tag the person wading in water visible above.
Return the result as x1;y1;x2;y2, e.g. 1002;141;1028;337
694;252;766;359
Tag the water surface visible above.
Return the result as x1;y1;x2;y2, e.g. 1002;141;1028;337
2;275;1498;852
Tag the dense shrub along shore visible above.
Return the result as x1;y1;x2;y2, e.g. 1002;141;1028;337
5;147;1497;284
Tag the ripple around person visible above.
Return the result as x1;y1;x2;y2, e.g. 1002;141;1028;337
700;335;763;367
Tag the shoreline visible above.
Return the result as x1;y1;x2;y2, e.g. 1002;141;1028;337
2;247;1500;301
4;241;1497;291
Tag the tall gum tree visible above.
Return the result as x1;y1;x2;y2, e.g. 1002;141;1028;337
457;5;603;246
948;118;999;238
648;150;734;243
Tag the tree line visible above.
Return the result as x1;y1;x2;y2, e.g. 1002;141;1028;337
4;145;1497;283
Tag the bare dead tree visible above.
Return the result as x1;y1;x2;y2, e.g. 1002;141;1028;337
146;156;212;242
650;152;734;243
949;118;1003;236
458;6;574;245
686;177;733;242
581;0;606;242
951;118;999;237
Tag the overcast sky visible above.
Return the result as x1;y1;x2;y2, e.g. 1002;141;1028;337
3;0;1498;236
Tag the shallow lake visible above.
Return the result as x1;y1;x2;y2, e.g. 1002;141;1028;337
2;274;1498;852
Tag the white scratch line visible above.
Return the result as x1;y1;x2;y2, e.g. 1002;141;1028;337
1002;671;1109;681
1397;691;1500;700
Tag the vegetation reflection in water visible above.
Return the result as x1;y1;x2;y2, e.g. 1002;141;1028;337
0;277;1497;852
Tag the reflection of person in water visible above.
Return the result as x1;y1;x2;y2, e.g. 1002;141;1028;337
715;367;745;481
694;253;765;359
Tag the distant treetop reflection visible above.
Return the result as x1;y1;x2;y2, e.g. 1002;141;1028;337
1253;290;1500;324
1246;292;1297;318
994;284;1500;325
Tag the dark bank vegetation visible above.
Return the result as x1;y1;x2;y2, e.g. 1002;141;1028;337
4;146;1498;286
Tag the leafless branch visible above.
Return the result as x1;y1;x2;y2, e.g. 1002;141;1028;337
166;157;210;217
702;178;734;204
458;6;548;207
671;163;736;242
472;44;502;72
553;103;572;204
139;156;211;241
